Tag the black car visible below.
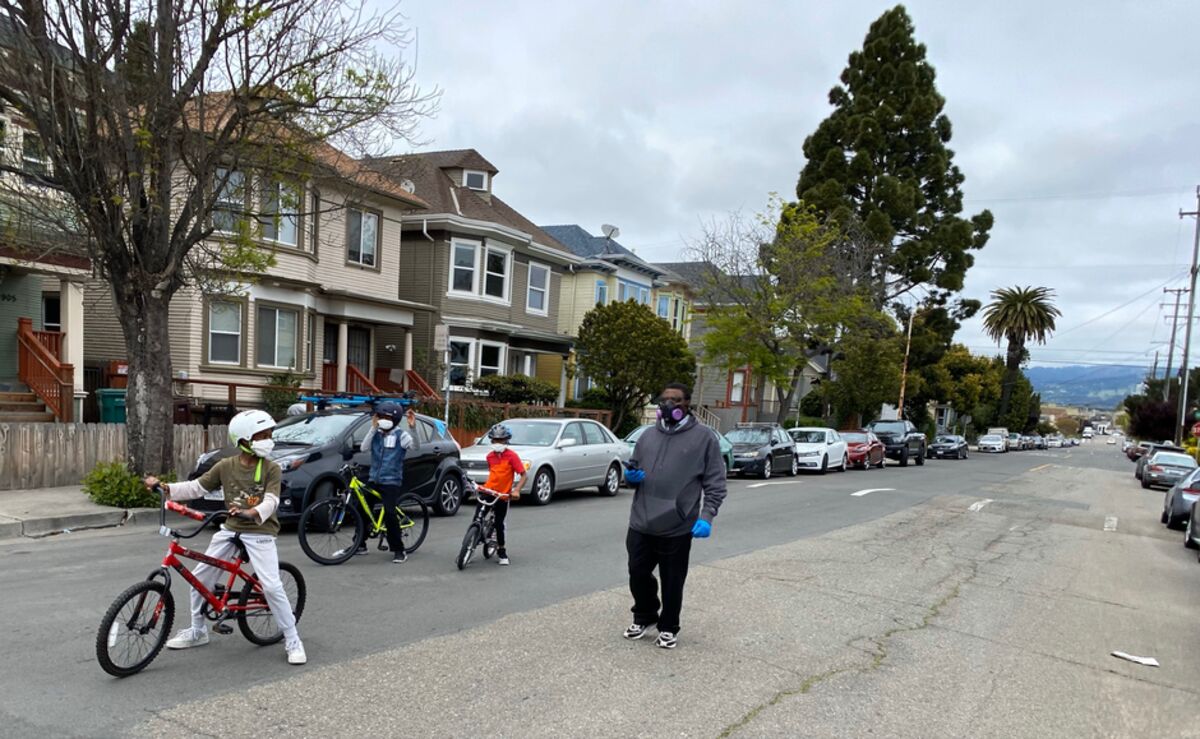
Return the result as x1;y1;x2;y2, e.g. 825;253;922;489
189;409;468;520
726;423;799;479
868;420;926;467
927;435;969;460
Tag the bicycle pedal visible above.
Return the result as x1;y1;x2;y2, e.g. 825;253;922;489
213;624;233;635
378;540;389;551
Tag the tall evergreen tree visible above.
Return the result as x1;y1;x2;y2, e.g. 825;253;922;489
794;5;992;306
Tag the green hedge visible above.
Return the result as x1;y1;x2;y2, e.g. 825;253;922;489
83;461;174;509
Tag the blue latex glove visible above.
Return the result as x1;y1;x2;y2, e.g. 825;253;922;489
625;468;646;485
691;519;712;538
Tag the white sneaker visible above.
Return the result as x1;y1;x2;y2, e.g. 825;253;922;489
286;639;307;665
498;556;510;566
166;627;210;650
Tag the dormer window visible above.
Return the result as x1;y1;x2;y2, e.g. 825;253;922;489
464;170;488;191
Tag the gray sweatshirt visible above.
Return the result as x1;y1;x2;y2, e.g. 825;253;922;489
628;416;727;537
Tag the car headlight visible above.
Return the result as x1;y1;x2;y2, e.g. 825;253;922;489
277;456;306;472
736;452;758;459
798;451;820;457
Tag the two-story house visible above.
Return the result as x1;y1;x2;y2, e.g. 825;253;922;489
540;225;694;401
364;150;577;401
82;143;433;407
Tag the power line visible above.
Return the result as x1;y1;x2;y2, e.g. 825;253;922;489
1052;270;1189;339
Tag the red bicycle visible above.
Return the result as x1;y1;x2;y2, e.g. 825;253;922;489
96;490;306;677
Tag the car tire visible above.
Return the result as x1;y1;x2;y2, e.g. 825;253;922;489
1140;477;1150;490
915;446;925;466
1186;516;1198;550
600;463;621;497
760;460;772;480
532;468;555;506
899;450;908;467
789;455;799;476
1167;510;1183;530
963;449;969;460
433;473;464;517
840;454;849;472
818;455;828;475
876;454;886;469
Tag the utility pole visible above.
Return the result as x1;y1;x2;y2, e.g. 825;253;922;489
896;308;917;417
1164;287;1188;399
1152;350;1160;380
1176;187;1200;445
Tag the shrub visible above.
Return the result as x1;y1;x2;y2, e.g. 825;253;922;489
472;374;559;404
83;461;173;509
792;415;827;429
565;387;610;410
263;370;303;419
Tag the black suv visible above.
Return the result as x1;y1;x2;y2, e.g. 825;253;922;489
868;420;927;467
726;423;799;479
189;409;468;520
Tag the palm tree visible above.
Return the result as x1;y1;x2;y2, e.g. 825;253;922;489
982;286;1062;419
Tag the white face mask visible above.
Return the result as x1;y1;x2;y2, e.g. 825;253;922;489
491;443;506;453
250;439;274;457
378;419;395;431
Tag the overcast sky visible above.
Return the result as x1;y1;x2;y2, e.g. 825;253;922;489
393;0;1200;372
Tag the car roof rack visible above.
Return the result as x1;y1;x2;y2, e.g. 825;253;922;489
297;391;419;412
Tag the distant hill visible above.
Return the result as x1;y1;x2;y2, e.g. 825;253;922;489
1024;365;1145;409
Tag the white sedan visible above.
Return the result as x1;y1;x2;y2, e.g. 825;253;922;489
786;427;848;474
458;418;630;506
978;434;1007;453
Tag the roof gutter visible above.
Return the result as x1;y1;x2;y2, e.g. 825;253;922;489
404;213;582;266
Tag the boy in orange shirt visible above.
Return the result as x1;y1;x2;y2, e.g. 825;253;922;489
483;424;526;565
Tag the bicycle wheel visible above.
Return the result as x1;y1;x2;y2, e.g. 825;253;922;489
298;497;365;566
482;518;497;560
456;523;481;570
394;495;431;554
96;579;174;678
237;562;307;646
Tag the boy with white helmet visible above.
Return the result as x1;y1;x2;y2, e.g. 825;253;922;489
144;409;307;665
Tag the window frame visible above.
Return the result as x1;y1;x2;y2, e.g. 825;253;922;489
526;261;550;316
729;369;747;405
477;340;506;379
657;295;670;319
447;338;475;389
255;302;301;370
594;280;608;306
345;204;382;271
205;298;246;367
20;130;50;179
448;239;481;296
260;180;301;248
212;167;246;235
482;243;511;302
463;169;489;191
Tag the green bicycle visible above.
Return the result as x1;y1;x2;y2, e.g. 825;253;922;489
298;463;430;565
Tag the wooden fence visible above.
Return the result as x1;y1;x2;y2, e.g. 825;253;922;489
0;423;228;490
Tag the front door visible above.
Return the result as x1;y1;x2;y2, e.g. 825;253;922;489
347;326;370;374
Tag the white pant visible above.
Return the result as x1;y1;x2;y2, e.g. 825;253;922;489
190;528;299;643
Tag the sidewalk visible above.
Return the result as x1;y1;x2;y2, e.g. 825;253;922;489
0;486;155;540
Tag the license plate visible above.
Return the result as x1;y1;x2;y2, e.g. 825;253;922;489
204;487;224;501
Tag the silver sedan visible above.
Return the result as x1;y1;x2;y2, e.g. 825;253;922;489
458;418;631;506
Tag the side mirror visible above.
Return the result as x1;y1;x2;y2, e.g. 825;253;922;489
557;437;578;449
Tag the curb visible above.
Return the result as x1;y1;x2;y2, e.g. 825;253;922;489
0;507;160;541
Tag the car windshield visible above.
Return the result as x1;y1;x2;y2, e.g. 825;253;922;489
872;422;906;434
935;436;957;444
726;428;771;444
625;425;649;443
483;420;563;447
980;435;1001;442
790;430;825;443
841;432;868;443
1152;452;1196;468
271;413;361;446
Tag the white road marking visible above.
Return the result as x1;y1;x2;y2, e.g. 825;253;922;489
1104;516;1119;532
968;499;994;512
851;488;895;497
746;481;804;489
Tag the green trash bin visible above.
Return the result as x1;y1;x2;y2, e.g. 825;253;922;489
96;388;127;423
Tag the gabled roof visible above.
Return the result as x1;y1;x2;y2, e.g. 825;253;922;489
363;151;570;254
541;225;665;278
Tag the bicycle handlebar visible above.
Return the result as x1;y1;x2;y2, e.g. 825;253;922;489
165;500;207;521
153;484;248;538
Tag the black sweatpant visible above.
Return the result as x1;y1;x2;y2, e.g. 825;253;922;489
626;528;693;634
492;499;509;550
375;483;407;555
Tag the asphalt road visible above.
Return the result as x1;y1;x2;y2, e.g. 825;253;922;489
0;440;1163;737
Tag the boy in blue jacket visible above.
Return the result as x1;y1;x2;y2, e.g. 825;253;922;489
359;400;415;563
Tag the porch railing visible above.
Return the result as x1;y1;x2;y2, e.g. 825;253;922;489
16;317;72;421
321;362;381;394
405;369;441;401
693;405;720;430
34;330;63;360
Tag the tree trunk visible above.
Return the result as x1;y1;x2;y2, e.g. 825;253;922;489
774;368;804;425
997;338;1023;422
113;284;176;475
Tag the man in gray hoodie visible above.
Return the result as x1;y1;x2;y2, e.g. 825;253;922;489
622;382;727;649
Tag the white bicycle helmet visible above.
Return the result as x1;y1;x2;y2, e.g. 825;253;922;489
229;409;276;449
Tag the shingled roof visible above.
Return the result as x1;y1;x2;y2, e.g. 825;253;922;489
363;150;570;253
541;224;668;278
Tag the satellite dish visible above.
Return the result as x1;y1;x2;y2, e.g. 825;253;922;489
601;224;620;239
399;179;416;194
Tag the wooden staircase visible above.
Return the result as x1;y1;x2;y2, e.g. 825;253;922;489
0;388;55;423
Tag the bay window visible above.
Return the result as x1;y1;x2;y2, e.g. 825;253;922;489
256;305;298;368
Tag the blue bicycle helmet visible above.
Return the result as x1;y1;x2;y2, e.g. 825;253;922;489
375;400;403;423
488;423;513;441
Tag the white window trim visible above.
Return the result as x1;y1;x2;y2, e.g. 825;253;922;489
347;207;379;267
526;261;550;316
212;167;246;236
594;280;608;306
477;340;507;379
208;301;242;366
20;129;51;177
481;243;512;304
448;238;482;297
256;304;300;369
463;169;489;191
447;337;475;390
261;181;300;248
656;295;670;319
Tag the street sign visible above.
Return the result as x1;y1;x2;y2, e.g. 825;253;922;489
433;324;449;352
1191;422;1200;439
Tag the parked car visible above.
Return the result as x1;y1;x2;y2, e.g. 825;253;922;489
1019;435;1036;450
189;408;467;520
1106;436;1117;445
1163;467;1200;530
977;434;1007;453
1135;443;1187;480
1006;432;1022;451
1128;441;1152;461
927;435;969;460
460;418;630;506
840;430;886;469
624;423;733;473
1033;435;1047;450
1141;450;1197;490
727;423;799;478
787;427;849;474
1047;436;1063;449
868;420;926;467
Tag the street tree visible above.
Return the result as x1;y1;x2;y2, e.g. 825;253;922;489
982;286;1061;421
0;2;436;472
820;317;902;427
918;344;1002;433
792;4;992;308
574;300;696;434
691;199;875;424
